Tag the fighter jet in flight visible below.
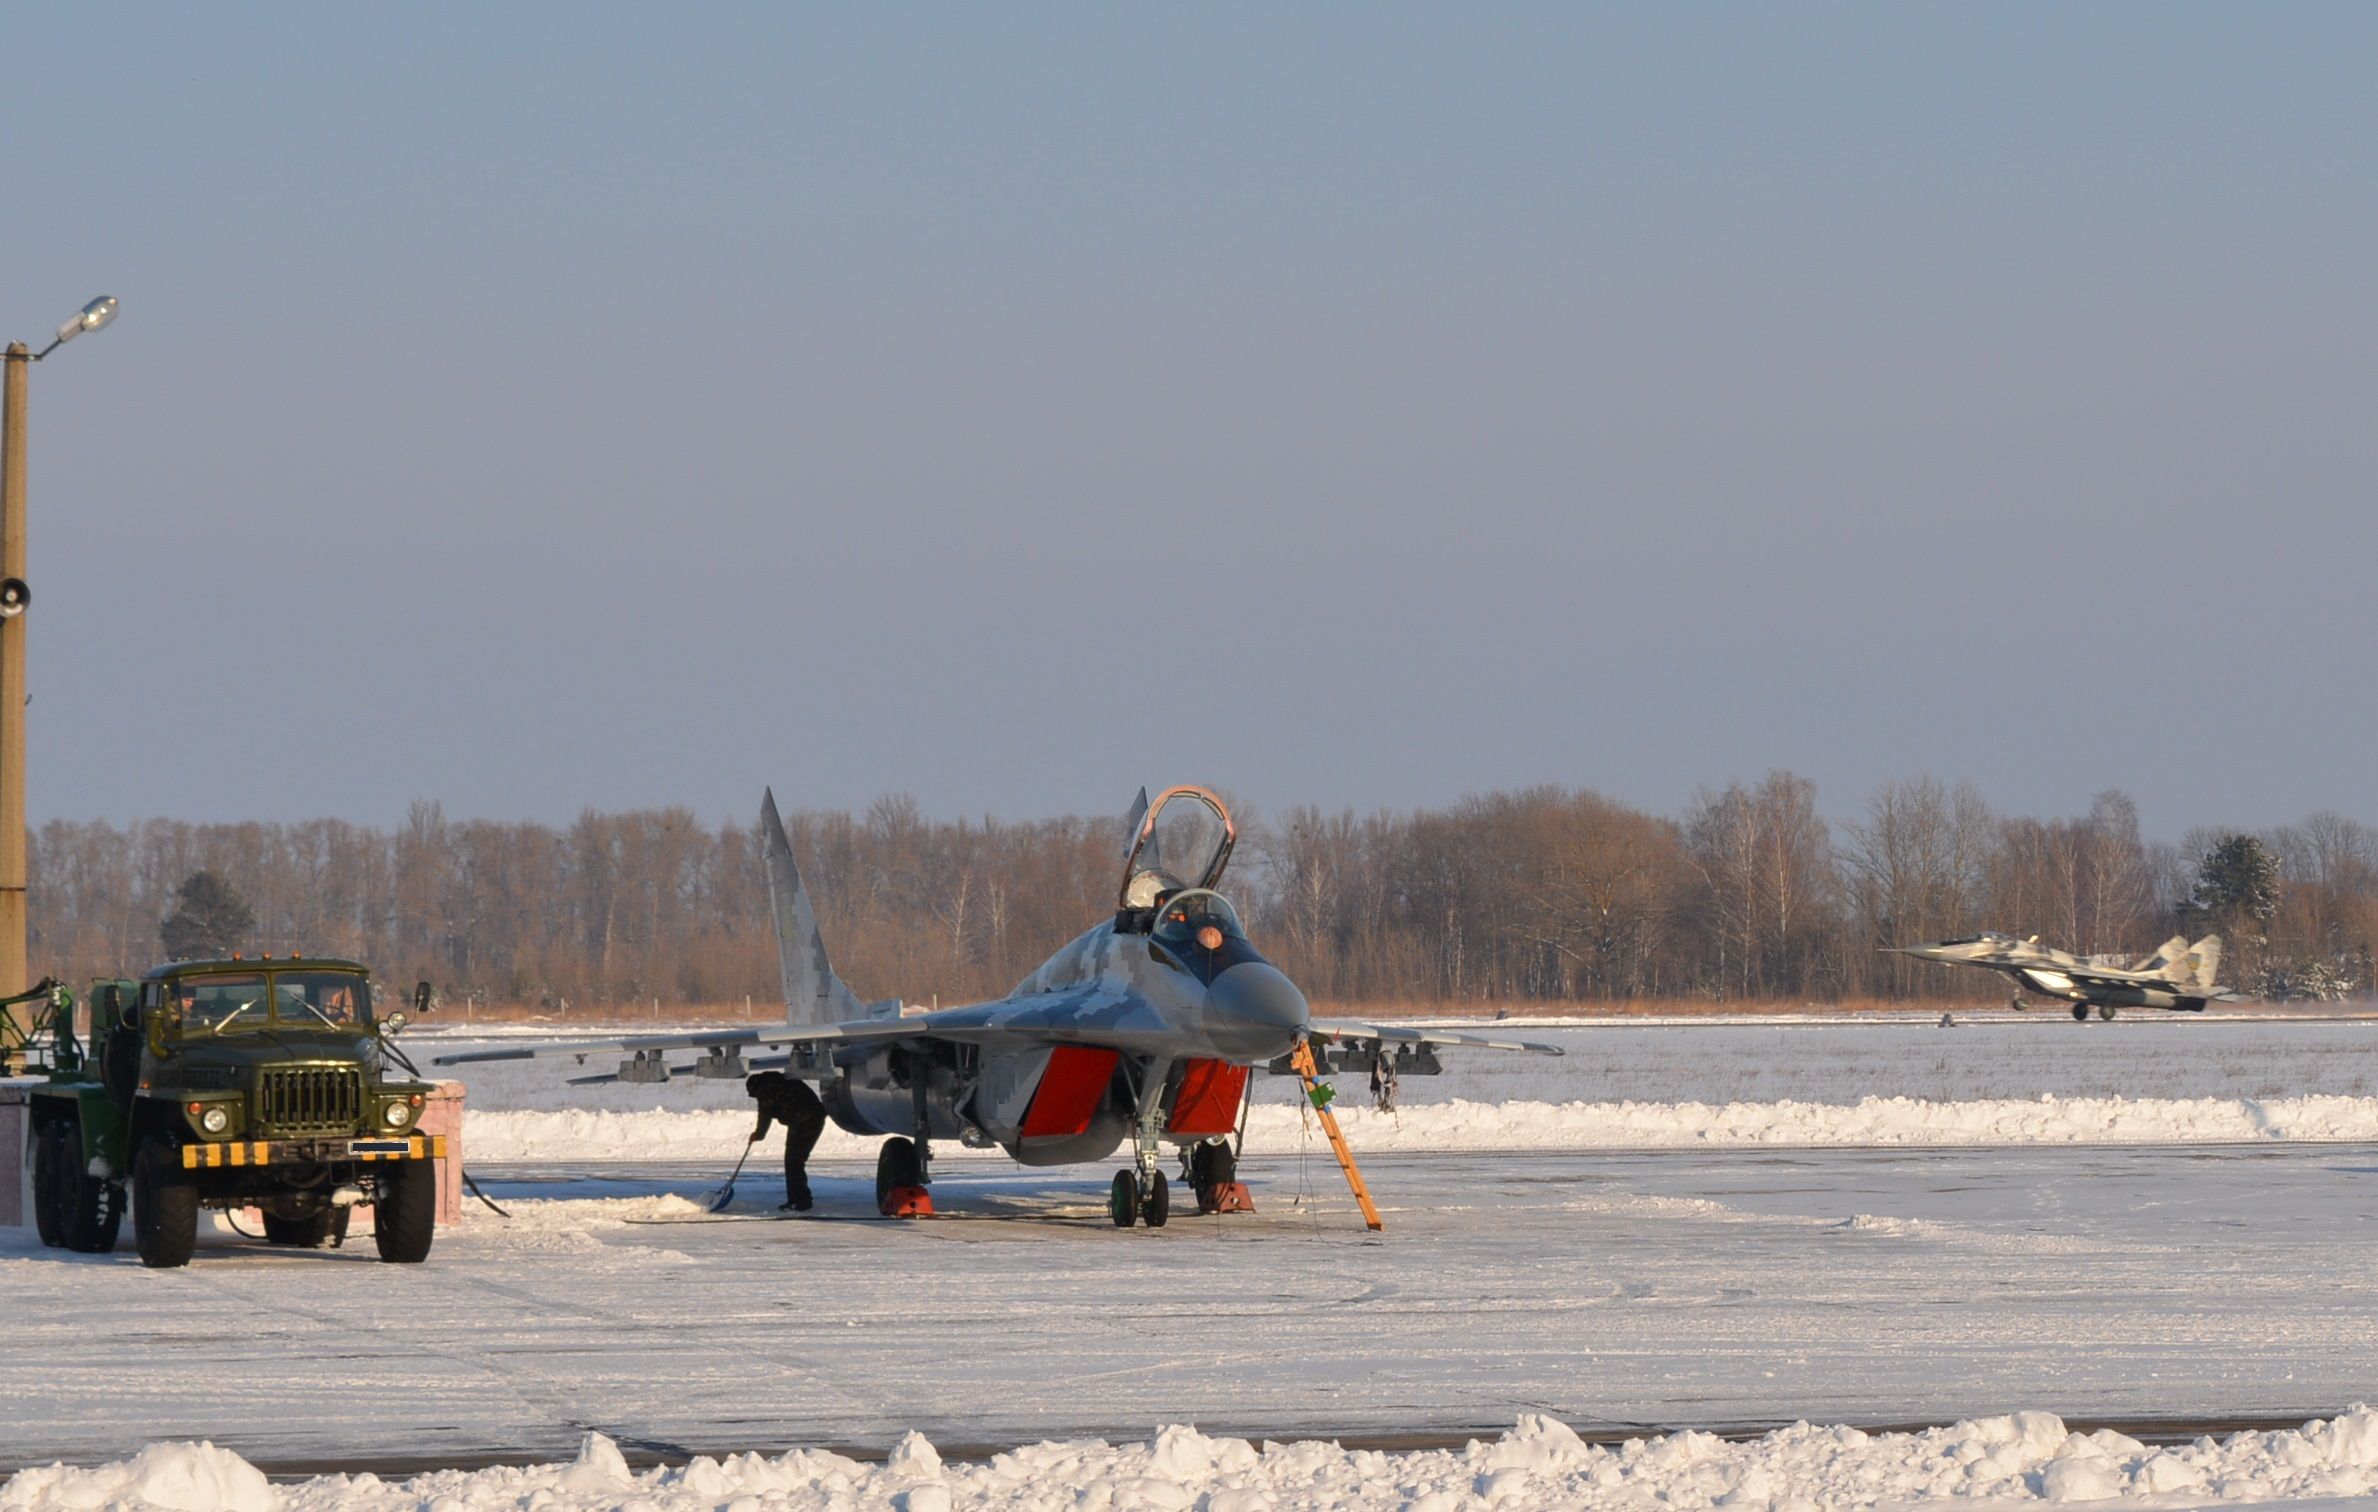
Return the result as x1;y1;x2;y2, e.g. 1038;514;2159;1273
438;786;1559;1225
1889;931;2233;1020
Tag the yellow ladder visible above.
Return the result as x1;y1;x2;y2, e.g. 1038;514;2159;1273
1291;1040;1383;1231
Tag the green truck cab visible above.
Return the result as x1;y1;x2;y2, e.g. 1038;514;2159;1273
26;956;442;1268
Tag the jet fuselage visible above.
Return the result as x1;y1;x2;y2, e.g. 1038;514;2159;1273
823;888;1309;1166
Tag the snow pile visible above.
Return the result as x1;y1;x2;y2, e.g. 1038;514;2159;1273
17;1411;2378;1511
460;1091;2378;1163
0;1441;275;1512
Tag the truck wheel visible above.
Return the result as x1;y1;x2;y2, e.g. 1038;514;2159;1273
264;1209;349;1248
133;1140;199;1269
60;1129;123;1255
31;1122;65;1247
373;1159;436;1263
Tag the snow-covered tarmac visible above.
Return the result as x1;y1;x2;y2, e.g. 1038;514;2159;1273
10;1015;2378;1508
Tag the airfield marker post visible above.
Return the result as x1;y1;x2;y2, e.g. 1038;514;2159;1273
0;343;26;997
0;298;119;1003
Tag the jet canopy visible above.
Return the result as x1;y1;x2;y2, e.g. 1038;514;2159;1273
1152;888;1249;949
1120;787;1236;911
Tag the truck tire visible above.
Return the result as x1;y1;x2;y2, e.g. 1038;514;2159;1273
60;1125;123;1255
373;1159;436;1263
264;1208;349;1248
31;1122;65;1247
133;1139;199;1269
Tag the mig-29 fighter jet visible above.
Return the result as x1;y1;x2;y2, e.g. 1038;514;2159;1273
1889;931;2233;1020
438;786;1560;1226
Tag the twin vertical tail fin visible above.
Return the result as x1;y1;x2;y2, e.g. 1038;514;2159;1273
2184;935;2223;994
761;788;869;1027
2143;932;2226;993
1121;786;1150;859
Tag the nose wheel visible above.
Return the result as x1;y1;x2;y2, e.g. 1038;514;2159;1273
1109;1167;1169;1228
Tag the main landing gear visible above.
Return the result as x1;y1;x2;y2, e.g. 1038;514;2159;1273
876;1137;934;1217
2072;1002;2117;1022
1188;1140;1253;1214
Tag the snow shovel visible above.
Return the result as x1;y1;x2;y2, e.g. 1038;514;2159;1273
709;1136;759;1212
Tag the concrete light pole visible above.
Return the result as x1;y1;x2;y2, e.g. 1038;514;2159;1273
0;295;119;997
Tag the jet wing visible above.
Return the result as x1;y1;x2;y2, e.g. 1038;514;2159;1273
1305;1018;1566;1056
432;986;1212;1070
2060;967;2237;1004
430;1020;931;1067
1955;948;2060;971
2060;966;2165;991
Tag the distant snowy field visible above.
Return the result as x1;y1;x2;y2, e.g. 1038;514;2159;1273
430;1015;2378;1163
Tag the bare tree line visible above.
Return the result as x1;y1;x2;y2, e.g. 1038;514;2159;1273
26;778;2378;1010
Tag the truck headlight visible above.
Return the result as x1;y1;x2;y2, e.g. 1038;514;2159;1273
200;1106;230;1135
382;1101;413;1128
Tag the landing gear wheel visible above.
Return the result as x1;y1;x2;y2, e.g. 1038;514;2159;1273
1142;1169;1169;1228
2071;1003;2090;1022
264;1208;350;1248
875;1137;924;1212
133;1139;198;1269
2098;1003;2118;1021
59;1130;122;1255
1190;1141;1240;1213
1108;1170;1139;1228
373;1158;437;1263
31;1123;64;1248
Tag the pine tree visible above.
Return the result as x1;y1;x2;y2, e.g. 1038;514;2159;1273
160;871;256;960
2183;834;2280;944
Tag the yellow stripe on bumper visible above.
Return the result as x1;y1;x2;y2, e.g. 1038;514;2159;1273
180;1134;444;1168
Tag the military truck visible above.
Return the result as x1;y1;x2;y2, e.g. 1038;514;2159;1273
26;956;443;1268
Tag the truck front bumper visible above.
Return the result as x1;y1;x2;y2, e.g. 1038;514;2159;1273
182;1134;446;1169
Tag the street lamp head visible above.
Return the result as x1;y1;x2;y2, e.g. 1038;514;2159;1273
52;296;118;347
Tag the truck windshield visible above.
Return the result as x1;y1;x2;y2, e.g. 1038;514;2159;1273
178;975;268;1032
271;972;369;1027
176;971;369;1032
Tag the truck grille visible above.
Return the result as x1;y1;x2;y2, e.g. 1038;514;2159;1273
257;1068;362;1134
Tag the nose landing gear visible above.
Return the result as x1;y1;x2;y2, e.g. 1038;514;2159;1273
1110;1126;1171;1228
1108;1167;1168;1227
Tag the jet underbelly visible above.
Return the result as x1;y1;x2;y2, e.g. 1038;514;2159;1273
2019;968;2077;998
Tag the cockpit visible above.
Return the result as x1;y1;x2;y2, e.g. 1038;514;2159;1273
1117;787;1236;927
1152;889;1249;952
1146;888;1262;984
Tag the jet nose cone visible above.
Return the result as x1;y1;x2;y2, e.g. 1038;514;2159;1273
1206;961;1309;1060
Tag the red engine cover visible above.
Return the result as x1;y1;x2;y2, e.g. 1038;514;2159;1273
1166;1058;1250;1137
1020;1046;1121;1138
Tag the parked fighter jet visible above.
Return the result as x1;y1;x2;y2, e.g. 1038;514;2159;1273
438;786;1560;1225
1889;931;2233;1020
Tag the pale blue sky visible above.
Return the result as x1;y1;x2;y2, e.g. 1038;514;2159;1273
5;4;2373;837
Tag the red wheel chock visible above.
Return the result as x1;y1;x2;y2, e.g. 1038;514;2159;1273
1197;1182;1256;1215
879;1185;935;1218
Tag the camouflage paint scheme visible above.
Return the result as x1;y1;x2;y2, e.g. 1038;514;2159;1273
1891;931;2235;1019
440;786;1560;1211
